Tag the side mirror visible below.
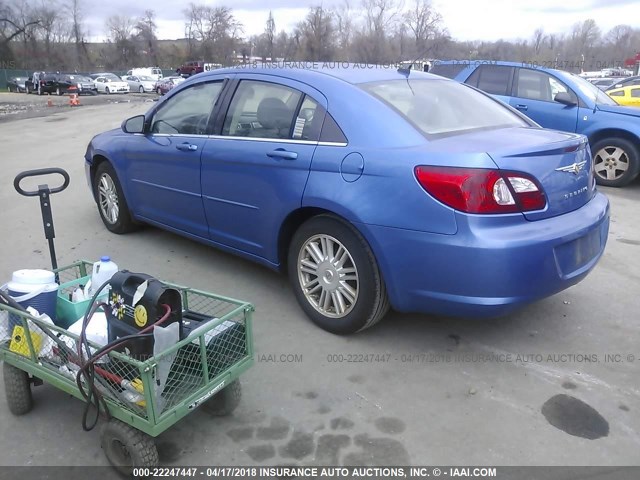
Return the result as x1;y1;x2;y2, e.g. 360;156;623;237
122;115;145;134
554;92;577;106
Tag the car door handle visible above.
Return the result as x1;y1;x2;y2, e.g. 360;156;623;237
267;149;298;160
515;104;528;111
176;143;198;152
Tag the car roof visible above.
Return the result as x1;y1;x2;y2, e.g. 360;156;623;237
200;63;440;85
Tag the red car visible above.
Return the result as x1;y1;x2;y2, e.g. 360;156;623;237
155;76;185;95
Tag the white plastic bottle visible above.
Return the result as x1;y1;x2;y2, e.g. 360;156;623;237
89;256;118;296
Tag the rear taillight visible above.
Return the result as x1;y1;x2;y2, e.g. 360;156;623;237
415;166;546;214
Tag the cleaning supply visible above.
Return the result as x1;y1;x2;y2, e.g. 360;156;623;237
89;256;118;297
5;269;58;329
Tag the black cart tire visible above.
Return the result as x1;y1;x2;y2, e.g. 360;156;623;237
93;162;137;234
287;215;389;334
203;379;241;416
3;363;33;416
101;418;158;475
591;137;640;187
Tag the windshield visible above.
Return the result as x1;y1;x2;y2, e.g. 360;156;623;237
104;74;121;81
139;76;154;81
361;78;530;137
569;73;618;106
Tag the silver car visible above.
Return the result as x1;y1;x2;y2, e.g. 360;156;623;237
123;75;157;93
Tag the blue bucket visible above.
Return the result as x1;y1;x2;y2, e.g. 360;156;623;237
5;269;58;331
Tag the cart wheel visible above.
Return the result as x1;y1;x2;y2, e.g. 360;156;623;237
101;418;158;475
3;363;33;416
203;379;241;416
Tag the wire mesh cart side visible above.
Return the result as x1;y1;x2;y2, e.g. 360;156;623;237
0;261;255;472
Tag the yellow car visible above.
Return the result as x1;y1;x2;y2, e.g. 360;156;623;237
607;85;640;107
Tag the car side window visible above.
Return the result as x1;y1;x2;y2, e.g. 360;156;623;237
514;69;575;103
292;96;322;141
222;80;302;140
631;88;640;98
465;65;513;96
151;81;224;135
609;90;624;97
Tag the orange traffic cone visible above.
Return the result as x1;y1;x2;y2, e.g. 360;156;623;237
69;94;80;106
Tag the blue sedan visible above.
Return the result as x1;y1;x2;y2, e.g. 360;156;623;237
84;65;610;334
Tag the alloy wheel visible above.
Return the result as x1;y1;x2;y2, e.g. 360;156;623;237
297;234;359;318
98;173;119;224
594;146;629;181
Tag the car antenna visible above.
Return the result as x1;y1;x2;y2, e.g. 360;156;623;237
398;64;412;77
396;45;436;77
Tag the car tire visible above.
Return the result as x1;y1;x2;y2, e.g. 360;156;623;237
287;215;389;334
592;138;640;187
105;87;111;94
156;87;162;95
139;86;144;93
93;162;137;234
56;87;62;96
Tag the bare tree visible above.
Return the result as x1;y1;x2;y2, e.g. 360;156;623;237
334;0;353;59
295;6;335;61
135;10;159;65
532;27;545;55
404;0;442;58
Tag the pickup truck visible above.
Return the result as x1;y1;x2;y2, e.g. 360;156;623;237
175;61;221;77
431;60;640;187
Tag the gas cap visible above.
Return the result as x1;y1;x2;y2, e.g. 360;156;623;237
340;152;365;182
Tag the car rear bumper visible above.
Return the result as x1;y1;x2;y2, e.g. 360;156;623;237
357;191;610;318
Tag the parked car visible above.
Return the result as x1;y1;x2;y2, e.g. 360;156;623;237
53;73;98;95
7;76;27;93
92;73;130;94
607;86;640;107
175;61;220;77
606;75;640;91
123;75;157;93
155;76;184;95
84;66;610;334
126;67;163;81
26;72;57;95
588;78;616;91
430;60;640;187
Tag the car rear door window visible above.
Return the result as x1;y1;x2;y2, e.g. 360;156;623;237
151;81;224;135
631;88;640;98
222;80;303;140
465;65;514;96
609;90;624;97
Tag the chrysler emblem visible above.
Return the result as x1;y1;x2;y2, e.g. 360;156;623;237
556;160;587;175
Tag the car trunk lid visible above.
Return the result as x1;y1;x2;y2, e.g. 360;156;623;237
429;127;595;221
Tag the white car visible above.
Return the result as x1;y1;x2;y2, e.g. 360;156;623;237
123;75;156;93
92;73;130;94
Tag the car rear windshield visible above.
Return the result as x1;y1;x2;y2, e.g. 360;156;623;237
360;78;530;138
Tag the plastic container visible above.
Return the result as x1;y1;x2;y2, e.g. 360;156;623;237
5;269;58;329
56;275;107;328
89;256;118;296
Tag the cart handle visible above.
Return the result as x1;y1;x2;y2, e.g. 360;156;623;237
14;168;70;197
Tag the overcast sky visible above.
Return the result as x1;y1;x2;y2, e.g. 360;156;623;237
83;0;640;42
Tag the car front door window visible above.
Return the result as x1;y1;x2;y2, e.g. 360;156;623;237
151;81;224;135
